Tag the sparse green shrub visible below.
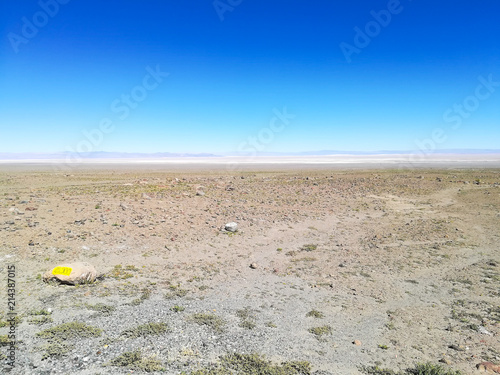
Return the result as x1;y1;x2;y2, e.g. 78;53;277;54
165;284;189;299
300;244;318;252
110;264;136;279
29;309;52;316
28;316;53;325
108;350;164;372
239;320;256;330
131;288;151;305
86;303;116;315
220;353;311;375
36;322;102;340
308;325;332;337
361;362;464;375
306;310;324;318
0;335;9;346
40;340;73;359
120;322;168;338
189;313;225;333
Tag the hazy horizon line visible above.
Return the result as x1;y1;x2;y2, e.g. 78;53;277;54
2;148;500;160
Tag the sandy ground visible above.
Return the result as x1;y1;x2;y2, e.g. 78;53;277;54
0;164;499;374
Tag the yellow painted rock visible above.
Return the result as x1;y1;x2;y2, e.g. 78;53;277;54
43;262;97;285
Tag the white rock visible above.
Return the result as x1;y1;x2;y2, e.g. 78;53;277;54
225;222;238;232
478;326;492;335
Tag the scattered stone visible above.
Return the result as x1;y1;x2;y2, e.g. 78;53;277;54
141;193;151;200
119;203;129;210
478;325;492;335
225;222;238;232
477;362;500;373
353;340;362;346
196;187;205;196
439;357;451;365
43;262;97;285
25;207;37;211
448;344;465;351
250;263;258;269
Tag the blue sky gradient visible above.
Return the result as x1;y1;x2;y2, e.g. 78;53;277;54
1;0;499;154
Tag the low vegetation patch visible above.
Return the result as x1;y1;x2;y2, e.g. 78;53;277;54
0;335;9;346
29;309;52;316
36;322;102;340
236;307;257;329
308;325;332;337
40;340;73;359
361;362;463;375
182;353;311;375
239;320;256;330
165;284;189;299
27;309;53;325
108;350;164;372
28;316;53;325
120;322;169;338
85;303;116;315
110;264;137;280
0;315;22;326
300;244;318;252
306;310;324;318
189;313;225;333
131;288;151;305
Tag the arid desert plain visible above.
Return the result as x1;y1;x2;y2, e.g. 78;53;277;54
0;163;499;374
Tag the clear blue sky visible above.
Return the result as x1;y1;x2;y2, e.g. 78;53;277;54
1;1;499;154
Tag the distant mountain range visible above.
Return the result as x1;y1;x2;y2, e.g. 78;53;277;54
225;149;500;156
0;149;499;160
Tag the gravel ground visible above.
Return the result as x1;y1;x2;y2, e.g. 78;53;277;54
0;167;499;374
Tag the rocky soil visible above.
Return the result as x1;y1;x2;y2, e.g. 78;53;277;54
0;167;499;374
